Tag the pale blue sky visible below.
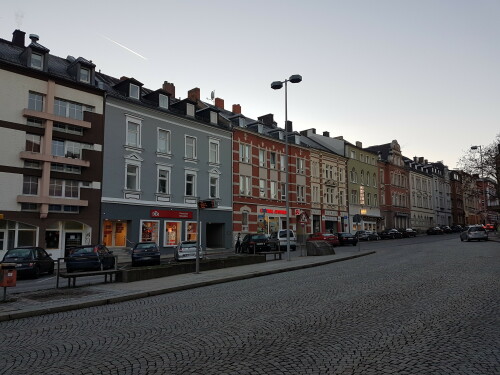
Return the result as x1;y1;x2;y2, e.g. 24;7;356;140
2;0;499;168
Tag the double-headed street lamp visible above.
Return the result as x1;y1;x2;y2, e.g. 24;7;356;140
271;74;302;261
471;145;487;224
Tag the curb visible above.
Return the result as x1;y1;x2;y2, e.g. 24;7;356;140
0;251;375;322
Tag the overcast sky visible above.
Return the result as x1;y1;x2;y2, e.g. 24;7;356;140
2;0;499;168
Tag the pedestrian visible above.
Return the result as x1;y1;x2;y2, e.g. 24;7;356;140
235;233;241;253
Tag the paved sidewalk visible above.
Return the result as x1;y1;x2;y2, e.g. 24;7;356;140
0;250;375;322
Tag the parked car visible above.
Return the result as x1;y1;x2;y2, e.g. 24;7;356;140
307;232;340;246
426;226;444;235
335;232;358;246
269;230;297;251
2;247;54;278
460;226;488;242
483;223;495;232
65;244;115;273
379;229;403;239
174;241;205;261
241;234;279;253
355;230;380;241
131;241;161;267
400;228;417;238
440;225;453;234
451;225;464;233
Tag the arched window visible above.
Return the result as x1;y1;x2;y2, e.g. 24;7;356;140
360;170;364;185
373;173;377;187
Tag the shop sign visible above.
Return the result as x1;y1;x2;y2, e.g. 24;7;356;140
260;208;287;215
150;209;193;219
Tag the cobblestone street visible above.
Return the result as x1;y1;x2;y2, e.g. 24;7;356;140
1;237;499;374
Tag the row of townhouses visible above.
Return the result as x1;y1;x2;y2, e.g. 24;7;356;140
0;30;498;259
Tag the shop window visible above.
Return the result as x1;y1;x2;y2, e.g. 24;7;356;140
46;230;60;249
141;220;159;243
186;222;198;241
165;221;181;246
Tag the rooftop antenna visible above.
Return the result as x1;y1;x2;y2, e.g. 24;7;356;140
206;90;215;102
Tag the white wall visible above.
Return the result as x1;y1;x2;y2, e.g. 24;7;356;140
0;172;23;211
0;127;25;168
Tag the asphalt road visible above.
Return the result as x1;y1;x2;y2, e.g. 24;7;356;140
0;235;498;375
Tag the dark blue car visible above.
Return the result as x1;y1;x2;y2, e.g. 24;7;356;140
131;242;161;267
65;244;115;273
2;247;54;278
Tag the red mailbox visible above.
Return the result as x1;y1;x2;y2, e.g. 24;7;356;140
0;263;17;287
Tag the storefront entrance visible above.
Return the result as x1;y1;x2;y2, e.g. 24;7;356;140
206;223;224;248
0;230;5;253
64;232;82;257
103;220;128;247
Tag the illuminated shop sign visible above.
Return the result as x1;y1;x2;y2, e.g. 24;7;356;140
260;208;287;215
150;210;193;219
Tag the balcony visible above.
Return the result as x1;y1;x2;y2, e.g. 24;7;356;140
22;109;92;129
17;195;88;207
19;151;90;167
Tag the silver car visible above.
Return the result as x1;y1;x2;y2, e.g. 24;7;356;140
174;241;205;261
460;226;488;242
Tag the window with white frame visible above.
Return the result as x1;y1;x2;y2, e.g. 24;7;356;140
126;163;140;190
185;136;197;159
210;111;218;124
239;143;251;163
351;190;358;204
350;150;356;159
126;118;141;148
373;173;377;187
259;149;266;167
129;84;140;99
157;129;171;154
209;175;219;198
367;193;372;206
49;179;79;198
311;161;319;178
350;168;357;183
270;181;278;199
280;154;286;171
157;167;170;194
23;176;38;195
312;185;319;203
326;187;334;204
209;139;220;164
365;172;370;186
297;158;305;174
185;172;196;196
325;164;333;179
31;52;43;70
360;170;364;185
374;194;378;206
159;94;169;109
242;210;249;229
54;98;93;121
28;92;44;111
270;152;277;169
80;67;90;83
297;185;305;202
26;134;41;153
259;179;266;198
186;103;195;117
239;175;251;196
339;190;344;206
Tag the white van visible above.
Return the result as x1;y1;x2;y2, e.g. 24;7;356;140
269;230;297;251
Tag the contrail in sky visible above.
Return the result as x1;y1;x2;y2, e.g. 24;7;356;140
102;35;148;60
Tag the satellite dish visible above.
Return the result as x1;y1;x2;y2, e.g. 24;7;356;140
207;90;215;101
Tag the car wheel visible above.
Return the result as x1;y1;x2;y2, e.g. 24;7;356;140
33;266;41;279
48;265;55;275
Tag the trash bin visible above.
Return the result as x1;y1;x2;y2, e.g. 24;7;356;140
0;263;17;287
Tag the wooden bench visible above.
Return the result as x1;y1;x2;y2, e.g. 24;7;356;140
57;269;120;288
258;251;285;261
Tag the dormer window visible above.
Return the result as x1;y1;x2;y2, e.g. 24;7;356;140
159;94;169;109
80;67;90;83
186;103;195;117
210;111;218;124
31;52;43;70
129;84;140;99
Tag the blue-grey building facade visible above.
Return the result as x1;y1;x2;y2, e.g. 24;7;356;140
97;76;233;250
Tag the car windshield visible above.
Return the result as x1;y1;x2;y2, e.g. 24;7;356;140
251;234;268;240
71;246;95;254
135;243;157;250
5;249;32;259
181;242;197;248
470;227;485;232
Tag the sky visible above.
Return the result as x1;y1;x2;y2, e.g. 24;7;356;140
1;0;499;169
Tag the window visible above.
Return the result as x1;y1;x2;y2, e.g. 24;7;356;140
350;168;357;183
374;194;378;206
28;92;43;111
80;67;90;83
239;143;251;163
239;175;251;196
31;52;43;70
210;111;218;124
360;170;364;185
373;173;377;187
129;84;140;99
367;193;372;206
365;172;370;186
209;139;219;164
54;98;93;120
52;139;65;157
159;94;169;109
185;136;197;159
21;203;38;211
326;187;334;204
210;176;219;198
54;123;83;135
157;129;171;154
270;152;277;169
65;141;81;159
186;103;195;117
157;168;170;194
64;180;79;198
351;190;358;204
297;158;305;174
126;164;139;190
280;154;286;171
49;179;63;197
185;173;196;196
127;120;141;148
350;150;356;159
48;179;80;198
270;181;277;199
281;183;286;200
26;134;41;153
259;179;266;198
312;185;319;203
24;160;41;169
23;176;38;195
339;190;344;206
259;149;266;167
297;185;305;202
242;211;249;229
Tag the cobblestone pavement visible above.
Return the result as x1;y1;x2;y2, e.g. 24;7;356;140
0;237;498;374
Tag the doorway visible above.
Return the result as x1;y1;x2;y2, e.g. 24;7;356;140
65;232;82;257
103;220;128;247
205;223;224;248
0;230;5;251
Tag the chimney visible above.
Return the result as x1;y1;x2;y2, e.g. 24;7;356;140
356;141;362;148
323;131;330;137
162;81;175;98
12;29;25;47
413;156;418;162
258;114;274;126
232;104;241;114
188;87;200;102
120;76;129;81
286;120;293;132
214;97;224;110
29;34;39;43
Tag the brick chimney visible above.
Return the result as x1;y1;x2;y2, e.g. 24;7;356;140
162;81;175;98
232;104;241;114
214;97;224;109
356;141;362;148
258;114;274;126
323;131;330;137
12;29;25;47
188;87;200;102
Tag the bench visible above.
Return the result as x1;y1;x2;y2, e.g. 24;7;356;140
57;269;120;288
258;251;285;261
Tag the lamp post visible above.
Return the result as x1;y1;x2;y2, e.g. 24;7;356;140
271;74;302;261
471;145;487;224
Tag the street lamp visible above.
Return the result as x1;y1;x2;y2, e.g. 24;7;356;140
271;74;302;261
471;145;487;224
